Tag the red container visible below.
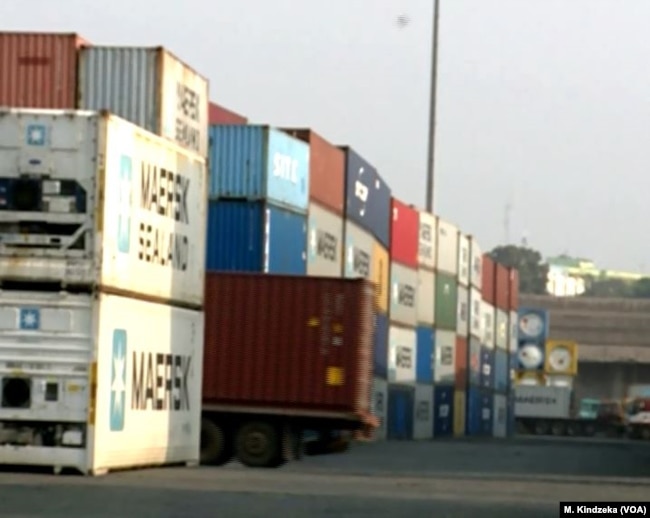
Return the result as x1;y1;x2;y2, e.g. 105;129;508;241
282;129;345;215
389;198;419;268
494;263;509;311
481;254;496;304
455;336;468;390
208;101;248;125
0;32;88;109
508;268;520;310
203;272;375;418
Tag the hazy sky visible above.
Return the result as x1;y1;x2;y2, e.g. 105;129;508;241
4;0;650;272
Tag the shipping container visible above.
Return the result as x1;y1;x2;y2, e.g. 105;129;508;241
482;301;496;349
433;385;454;437
389;262;418;326
203;273;375;417
455;336;468;390
457;234;470;287
494;349;509;393
494;263;509;311
208;125;310;212
517;307;550;342
415;326;434;384
508;268;519;310
435;218;458;275
342;147;391;248
388;325;417;384
508;310;518;353
514;386;572;419
466;386;492;437
0;289;204;475
206;200;307;275
628;384;650;398
456;285;469;336
372;240;390;314
481;254;495;304
371;377;388;441
78;46;209;157
507;394;516;437
0;32;86;109
390;198;419;268
0;108;207;307
509;345;518;390
469;337;481;386
387;384;414;440
434;330;456;384
435;273;458;330
283;129;345;214
418;211;436;270
307;201;344;277
413;384;434;440
495;309;508;350
343;220;374;280
453;390;466;437
492;394;507;438
480;347;495;390
469;288;482;339
373;314;389;378
469;236;482;290
208;102;247;125
417;268;435;326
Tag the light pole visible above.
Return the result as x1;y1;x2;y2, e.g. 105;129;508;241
425;0;440;213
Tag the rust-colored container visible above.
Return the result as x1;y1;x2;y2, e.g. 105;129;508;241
203;272;376;418
0;32;88;108
508;268;519;310
455;336;468;390
208;101;247;125
494;263;509;311
481;254;496;304
282;128;345;215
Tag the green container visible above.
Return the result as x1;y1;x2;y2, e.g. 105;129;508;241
435;273;458;330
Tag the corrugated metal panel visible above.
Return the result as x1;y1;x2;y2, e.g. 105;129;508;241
387;383;415;440
371;240;390;314
436;218;458;275
203;272;375;417
208;125;310;212
434;330;456;384
469;288;482;339
482;301;496;349
78;46;209;157
206;200;306;275
388;325;416;384
508;268;519;310
455;336;468;389
342;147;391;248
466;386;492;437
495;349;509;393
415;326;434;383
435;272;458;331
413;384;434;440
418;211;436;269
373;313;389;378
469;237;482;290
469;337;481;385
433;385;454;437
417;268;435;326
283;129;345;215
480;347;495;390
208;101;247;125
457;234;470;287
0;32;83;109
492;394;507;438
389;262;418;326
390;198;418;268
453;390;466;437
495;263;509;310
514;386;571;419
509;311;518;353
481;254;496;304
343;220;373;280
495;309;508;350
371;377;388;440
307;202;343;277
456;285;469;336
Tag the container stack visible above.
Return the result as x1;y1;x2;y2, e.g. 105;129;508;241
515;307;550;386
492;262;510;438
453;234;471;437
506;268;520;436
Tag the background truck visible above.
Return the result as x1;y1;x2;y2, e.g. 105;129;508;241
199;272;378;469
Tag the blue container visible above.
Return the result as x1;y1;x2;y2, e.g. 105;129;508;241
415;326;434;383
374;314;389;378
516;339;545;371
342;147;391;248
494;349;509;393
209;125;310;213
480;347;495;390
387;384;415;440
433;384;454;437
508;350;517;391
466;386;492;436
206;200;307;274
506;393;516;437
517;307;550;341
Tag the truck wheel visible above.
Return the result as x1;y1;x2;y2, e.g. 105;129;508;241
534;421;550;436
551;421;566;436
200;418;233;466
236;421;285;468
566;422;581;437
583;423;596;437
641;427;650;441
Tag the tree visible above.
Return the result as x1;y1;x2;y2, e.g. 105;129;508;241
632;278;650;298
582;277;633;298
489;245;549;295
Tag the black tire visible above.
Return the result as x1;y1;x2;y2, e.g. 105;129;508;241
566;422;581;437
534;420;550;436
551;421;566;436
583;423;596;437
235;420;285;468
200;418;233;466
640;427;650;441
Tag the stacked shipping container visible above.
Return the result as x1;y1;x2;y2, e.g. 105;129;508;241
507;269;520;436
492;262;510;438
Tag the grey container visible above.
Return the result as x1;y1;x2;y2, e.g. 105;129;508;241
417;268;435;326
343;220;374;280
492;394;507;438
372;377;388;440
389;262;418;326
456;285;469;337
413;383;434;440
307;201;344;277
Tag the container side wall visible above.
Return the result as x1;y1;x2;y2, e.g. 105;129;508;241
413;384;434;440
436;218;458;275
433;385;454;437
371;240;390;314
481;254;496;304
390;198;419;268
469;237;482;290
306;202;344;277
457;234;470;286
265;128;310;213
388;325;417;384
371;377;388;440
455;336;468;389
415;326;434;384
417;268;435;326
343;220;374;281
434;330;456;384
387;384;415;440
389;262;418;326
373;313;389;378
434;272;458;330
456;285;469;336
208;101;247;125
453;390;466;437
418;211;436;269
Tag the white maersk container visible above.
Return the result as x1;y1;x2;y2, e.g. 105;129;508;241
469;236;482;290
435;217;458;275
0;109;207;308
0;290;204;475
514;386;572;420
457;234;470;287
388;325;417;383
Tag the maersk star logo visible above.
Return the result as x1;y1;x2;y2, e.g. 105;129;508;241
26;124;47;146
309;225;317;259
110;329;127;432
117;155;133;254
19;308;40;331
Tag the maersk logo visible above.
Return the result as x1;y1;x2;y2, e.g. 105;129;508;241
19;308;40;331
26;124;47;146
117;155;133;254
110;329;127;432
